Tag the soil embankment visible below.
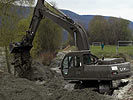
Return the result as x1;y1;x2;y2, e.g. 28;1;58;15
0;62;112;100
0;49;132;100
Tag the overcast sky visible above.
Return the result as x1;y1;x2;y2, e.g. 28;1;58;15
44;0;133;22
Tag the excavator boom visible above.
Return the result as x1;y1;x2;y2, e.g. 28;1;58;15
10;0;89;53
10;0;90;78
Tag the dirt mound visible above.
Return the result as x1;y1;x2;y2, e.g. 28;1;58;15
47;88;113;100
0;73;48;100
29;60;57;81
0;73;113;100
2;50;130;100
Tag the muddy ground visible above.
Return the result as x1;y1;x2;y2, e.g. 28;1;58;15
0;49;132;100
112;62;133;100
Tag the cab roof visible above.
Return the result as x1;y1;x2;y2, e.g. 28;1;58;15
66;50;91;56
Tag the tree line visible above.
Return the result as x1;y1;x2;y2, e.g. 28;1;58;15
88;16;133;45
0;1;62;72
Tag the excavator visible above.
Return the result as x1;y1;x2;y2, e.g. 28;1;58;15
10;0;132;94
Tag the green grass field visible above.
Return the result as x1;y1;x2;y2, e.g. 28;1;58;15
63;45;133;60
90;45;133;59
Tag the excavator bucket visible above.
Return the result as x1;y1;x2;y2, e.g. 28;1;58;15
9;42;32;53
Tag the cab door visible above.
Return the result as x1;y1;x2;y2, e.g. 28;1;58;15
82;54;95;79
61;55;83;80
73;55;83;79
61;55;75;79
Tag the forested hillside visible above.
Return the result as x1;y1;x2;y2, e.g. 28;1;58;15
0;5;133;46
61;10;133;30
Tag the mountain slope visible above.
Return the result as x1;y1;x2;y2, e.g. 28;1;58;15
61;10;93;29
0;6;132;42
61;9;133;30
1;6;133;30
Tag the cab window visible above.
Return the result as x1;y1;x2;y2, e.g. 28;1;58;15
83;54;91;65
62;56;73;75
68;56;73;68
74;56;81;67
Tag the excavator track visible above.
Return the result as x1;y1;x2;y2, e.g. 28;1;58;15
98;81;113;94
72;80;113;94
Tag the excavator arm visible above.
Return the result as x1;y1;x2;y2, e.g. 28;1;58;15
39;0;90;50
10;0;90;78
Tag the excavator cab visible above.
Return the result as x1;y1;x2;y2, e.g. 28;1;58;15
61;50;131;81
61;50;99;80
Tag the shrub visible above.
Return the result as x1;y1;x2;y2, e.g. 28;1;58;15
40;52;55;66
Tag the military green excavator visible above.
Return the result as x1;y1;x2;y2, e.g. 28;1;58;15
10;0;132;94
